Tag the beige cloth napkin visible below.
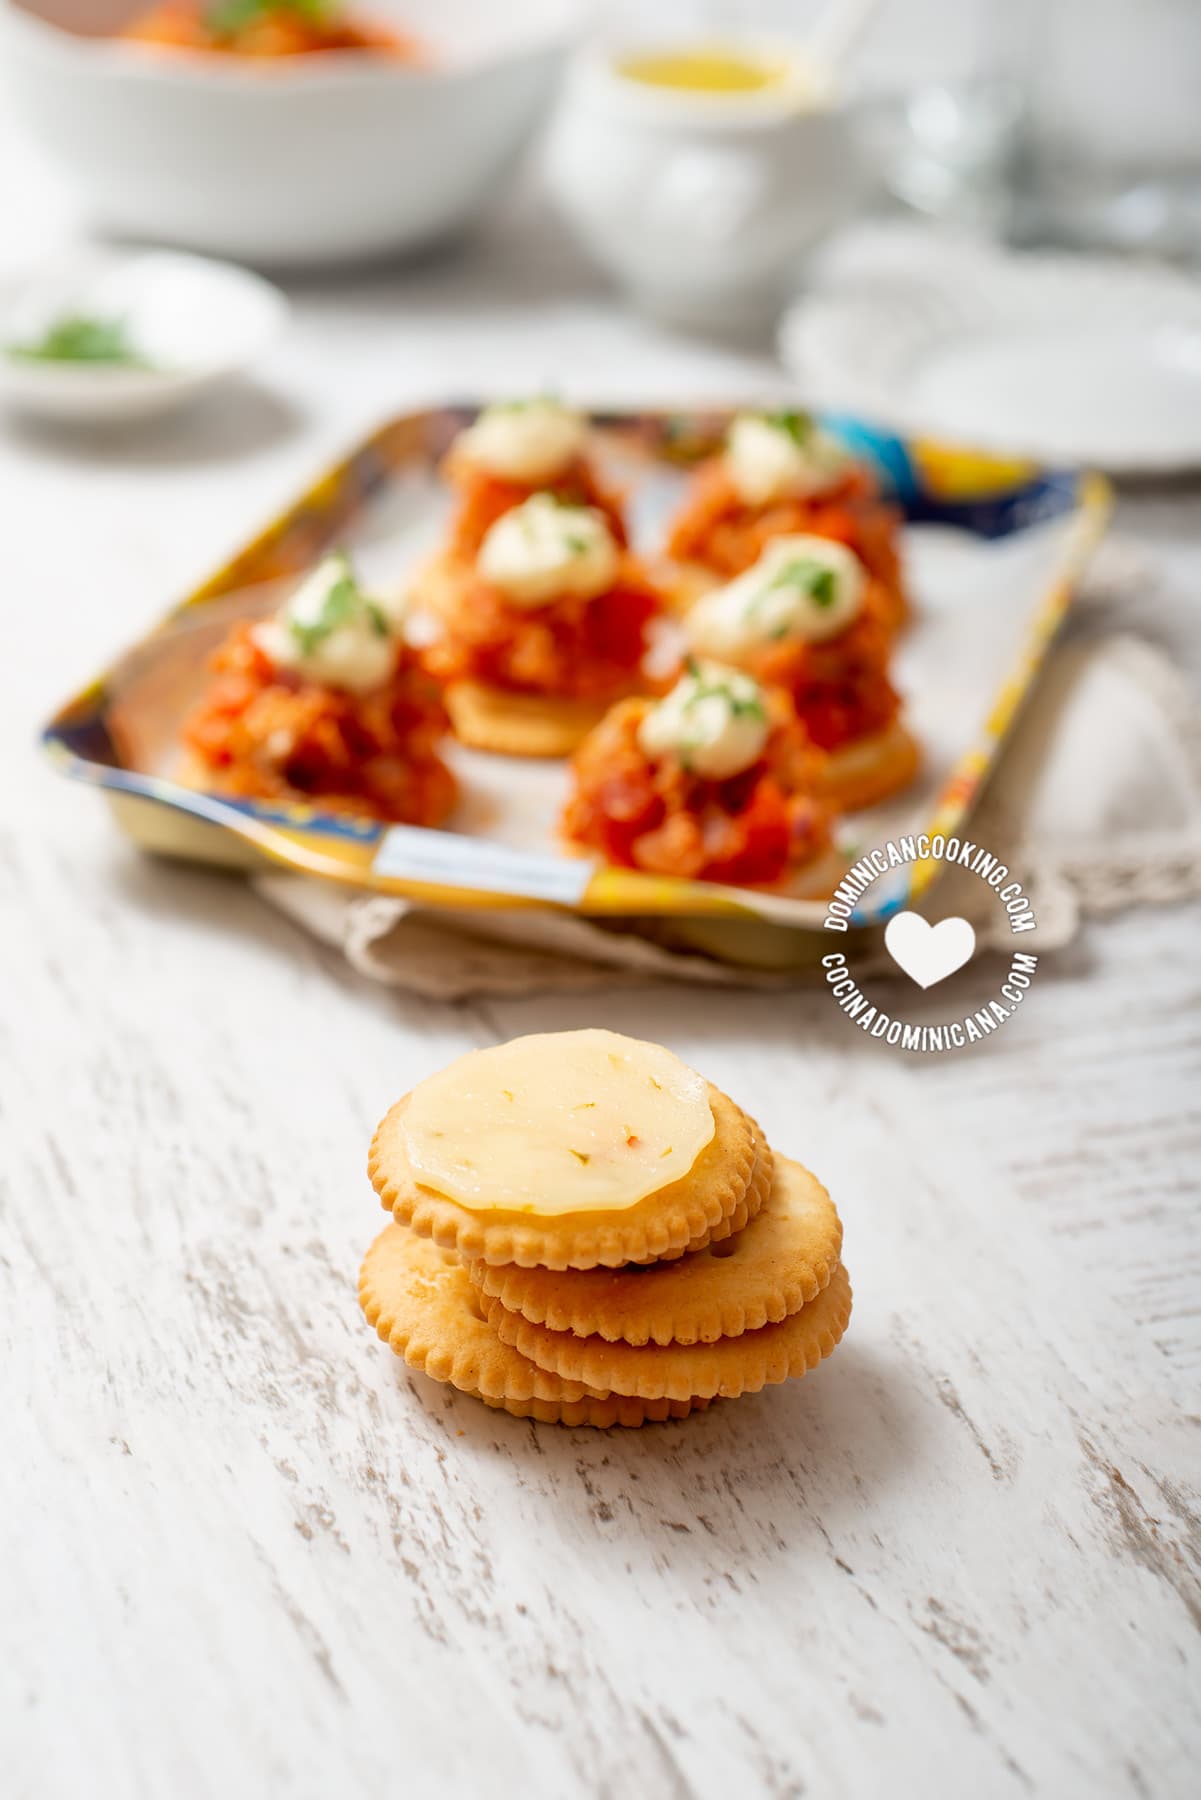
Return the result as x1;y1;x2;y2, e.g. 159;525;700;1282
254;551;1201;997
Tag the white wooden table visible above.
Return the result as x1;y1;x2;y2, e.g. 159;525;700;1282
2;130;1200;1800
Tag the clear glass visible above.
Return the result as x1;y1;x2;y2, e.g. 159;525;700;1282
1017;0;1201;257
844;0;1032;236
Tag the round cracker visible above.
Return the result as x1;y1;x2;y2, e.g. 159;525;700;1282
407;549;613;758
486;1262;852;1402
445;682;610;758
472;1154;839;1347
626;1116;771;1262
473;1388;711;1428
360;1223;608;1403
369;1083;757;1270
811;718;920;813
359;1225;708;1428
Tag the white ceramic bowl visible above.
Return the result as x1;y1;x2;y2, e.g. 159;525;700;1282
0;248;287;420
0;0;578;265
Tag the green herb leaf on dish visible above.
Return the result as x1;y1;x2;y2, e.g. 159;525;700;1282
205;0;338;37
681;667;767;724
288;552;389;656
490;392;562;414
762;558;838;606
761;409;814;446
7;313;148;368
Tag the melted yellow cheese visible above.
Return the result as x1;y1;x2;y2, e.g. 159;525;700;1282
401;1029;715;1215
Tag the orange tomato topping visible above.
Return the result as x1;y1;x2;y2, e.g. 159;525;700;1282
443;450;628;561
562;694;832;887
668;460;907;632
184;624;454;823
122;0;413;58
427;560;662;702
742;601;902;752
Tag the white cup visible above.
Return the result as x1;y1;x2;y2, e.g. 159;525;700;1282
544;39;868;330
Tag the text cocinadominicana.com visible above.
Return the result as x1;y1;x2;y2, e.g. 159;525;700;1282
820;951;1039;1052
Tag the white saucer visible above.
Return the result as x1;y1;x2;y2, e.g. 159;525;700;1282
780;243;1201;472
0;249;288;424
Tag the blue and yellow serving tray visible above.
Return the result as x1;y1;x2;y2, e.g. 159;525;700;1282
41;404;1109;929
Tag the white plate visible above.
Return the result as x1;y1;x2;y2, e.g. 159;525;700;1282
780;246;1201;473
0;249;287;422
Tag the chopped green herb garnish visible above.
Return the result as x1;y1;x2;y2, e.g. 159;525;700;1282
205;0;336;37
762;409;814;445
729;692;767;721
287;552;391;656
671;661;767;771
7;313;147;368
682;668;767;724
490;392;562;415
765;557;838;608
569;1149;591;1164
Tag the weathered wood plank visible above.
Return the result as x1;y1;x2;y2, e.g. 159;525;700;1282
1;132;1199;1800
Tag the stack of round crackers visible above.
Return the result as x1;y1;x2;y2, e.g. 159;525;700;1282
359;1030;851;1429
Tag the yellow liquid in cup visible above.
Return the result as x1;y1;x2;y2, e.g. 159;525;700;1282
617;47;790;94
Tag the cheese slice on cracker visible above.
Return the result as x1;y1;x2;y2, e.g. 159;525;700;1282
400;1028;715;1215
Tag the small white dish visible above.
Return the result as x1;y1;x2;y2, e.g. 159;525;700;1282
544;36;867;329
0;249;288;423
779;241;1201;472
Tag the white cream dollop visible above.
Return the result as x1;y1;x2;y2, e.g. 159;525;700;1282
252;552;400;696
455;399;588;484
727;411;851;506
638;661;770;781
477;493;619;608
688;534;866;655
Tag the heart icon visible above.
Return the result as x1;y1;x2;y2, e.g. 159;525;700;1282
884;912;976;989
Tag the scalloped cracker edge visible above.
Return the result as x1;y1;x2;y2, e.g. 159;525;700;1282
359;1224;710;1428
369;1082;756;1270
472;1152;838;1347
487;1263;852;1401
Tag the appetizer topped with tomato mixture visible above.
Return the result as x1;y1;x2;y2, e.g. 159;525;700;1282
684;534;919;812
184;551;455;824
440;398;626;561
122;0;413;57
424;493;666;757
562;660;833;887
667;410;908;630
